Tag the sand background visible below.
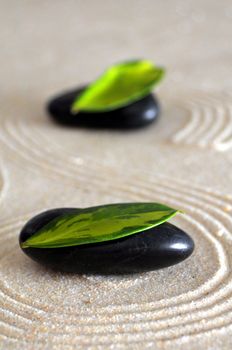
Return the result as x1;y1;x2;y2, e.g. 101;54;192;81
1;0;232;349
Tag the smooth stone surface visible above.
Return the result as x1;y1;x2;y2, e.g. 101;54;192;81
47;86;160;129
19;208;194;274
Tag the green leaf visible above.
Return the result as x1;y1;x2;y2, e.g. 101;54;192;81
21;203;180;249
71;60;165;113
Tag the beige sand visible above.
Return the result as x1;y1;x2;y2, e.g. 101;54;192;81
1;0;232;349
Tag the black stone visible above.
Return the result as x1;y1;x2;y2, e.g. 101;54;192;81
47;86;160;129
19;208;194;275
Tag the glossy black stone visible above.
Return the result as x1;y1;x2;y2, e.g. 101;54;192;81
47;86;160;129
19;208;194;274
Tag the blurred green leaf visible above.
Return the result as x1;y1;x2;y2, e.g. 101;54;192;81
71;60;165;113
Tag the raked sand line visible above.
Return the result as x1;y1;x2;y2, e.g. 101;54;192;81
0;119;230;318
0;180;230;342
0;105;232;344
0;172;228;312
0;196;230;344
171;91;232;151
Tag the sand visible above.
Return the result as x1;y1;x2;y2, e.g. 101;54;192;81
1;1;232;349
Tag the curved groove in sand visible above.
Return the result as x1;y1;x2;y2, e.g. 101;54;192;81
0;109;232;344
0;163;9;208
172;91;232;151
0;176;231;343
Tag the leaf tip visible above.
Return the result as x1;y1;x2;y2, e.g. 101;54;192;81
178;209;185;214
21;242;29;249
155;66;166;83
70;103;79;115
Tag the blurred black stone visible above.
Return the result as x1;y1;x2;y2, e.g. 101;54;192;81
47;86;160;129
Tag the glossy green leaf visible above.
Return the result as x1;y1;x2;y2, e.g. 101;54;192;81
21;203;180;249
71;60;165;113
